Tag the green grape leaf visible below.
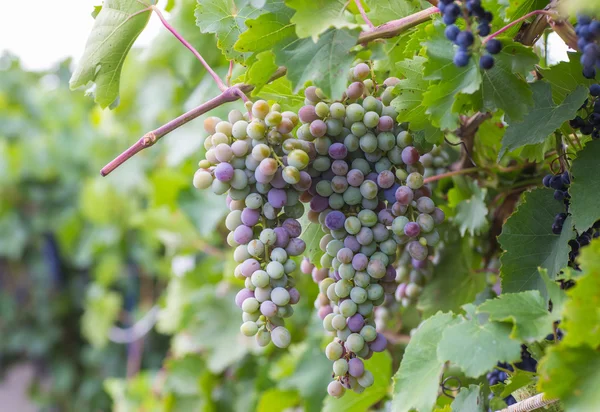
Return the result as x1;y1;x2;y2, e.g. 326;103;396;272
538;53;595;102
477;291;557;342
506;0;548;23
418;233;486;317
82;285;122;348
195;0;269;61
569;140;600;233
257;389;299;412
274;28;359;99
561;239;600;348
540;268;567;316
451;385;484;412
391;312;460;412
538;345;600;411
455;184;489;237
323;351;392;412
499;188;575;295
423;25;482;130
286;0;359;40
391;57;443;145
499;82;588;158
481;40;538;121
366;0;423;26
437;317;522;378
300;208;326;267
255;76;305;112
163;355;206;396
561;0;600;14
245;51;279;95
234;5;296;54
69;0;152;108
499;369;537;398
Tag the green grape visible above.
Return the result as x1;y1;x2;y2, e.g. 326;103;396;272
406;172;424;189
315;101;330;118
271;287;290;306
357;210;377;227
251;270;270;288
359;180;378;200
344;134;360;151
242;297;260;313
350;287;368;304
396;131;413;148
240;321;258;336
357;370;374;388
288;149;310;170
256;328;271;347
354;271;371;288
342;187;362;205
377;132;395;151
326;341;344;361
193;170;213;189
335;280;353;298
363;111;380;128
333;358;349;376
271;326;291;348
367;283;384;300
283;166;301;184
330;102;346;118
346;333;365;352
359;133;378;153
360;325;377;342
351;122;367;137
266;261;285;279
346;103;365;122
332;314;347;330
339;299;358;317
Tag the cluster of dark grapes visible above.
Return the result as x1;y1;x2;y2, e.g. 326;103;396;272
193;101;313;349
487;363;517;408
576;15;600;79
569;84;600;139
542;171;570;235
297;63;444;397
569;221;600;268
438;0;502;69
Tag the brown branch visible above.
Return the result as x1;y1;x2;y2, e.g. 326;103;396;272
451;112;492;170
357;7;439;43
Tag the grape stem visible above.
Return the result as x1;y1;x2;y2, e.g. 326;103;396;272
483;10;557;44
354;0;375;29
151;5;227;91
357;7;439;43
423;167;479;183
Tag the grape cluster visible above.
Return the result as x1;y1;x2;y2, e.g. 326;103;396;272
486;363;517;407
576;15;600;79
295;63;444;397
542;171;570;235
421;145;450;180
569;83;600;139
193;100;313;349
438;0;502;69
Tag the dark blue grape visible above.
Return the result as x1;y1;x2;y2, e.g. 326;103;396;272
590;83;600;96
445;25;460;42
479;55;494;70
542;174;552;187
456;31;475;48
478;23;491;36
453;50;470;67
486;39;502;54
583;66;596;79
550;175;565;190
443;13;458;25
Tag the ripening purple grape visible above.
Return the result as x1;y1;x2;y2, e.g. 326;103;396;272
416;197;435;214
383;183;400;204
301;258;314;274
304;85;319;102
312;267;329;282
431;207;446;225
346;81;365;100
283;218;302;238
352;253;368;271
365;172;378;183
395;283;407;300
331;160;349;176
233;225;254;244
412;258;428;269
299;105;319;123
289;288;300;304
274;227;290;248
344;236;361;253
378;209;394;225
337;247;354;264
348;358;365;377
377;115;394;131
310;119;327;137
318;305;333;319
404;222;421;238
241;208;260;226
240;258;261;277
391;202;408;217
401;147;420;165
294;171;312;191
395;186;414;205
260;300;278;317
372;223;389;242
332;271;341;281
347;313;365;333
329;143;348;160
413;186;432;200
310;195;329;212
235;288;254;308
268;188;287;208
325;210;346;230
377;170;395;189
270;169;287;189
286;237;306;256
407;240;428;261
254;168;274;184
347;169;365;187
369;333;387;352
214;162;234;182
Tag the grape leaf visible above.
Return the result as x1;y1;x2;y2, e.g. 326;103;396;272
300;209;326;267
255;76;305;112
538;345;600;412
498;369;537;398
391;57;443;145
234;5;296;54
257;389;299;412
366;0;423;26
455;184;489;237
499;82;588;158
499;188;575;294
195;0;269;61
477;291;556;342
245;51;279;96
418;232;486;317
286;0;359;40
323;351;392;412
561;239;600;348
561;0;600;14
506;0;548;23
481;40;538;122
538;53;595;102
568;140;600;233
82;285;122;348
69;0;152;108
451;385;484;412
438;317;522;378
274;28;359;99
391;312;460;412
423;25;482;130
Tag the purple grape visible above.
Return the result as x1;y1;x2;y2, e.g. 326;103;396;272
268;188;287;208
329;143;348;160
378;116;394;131
214;162;234;182
384;183;400;204
377;170;395;189
352;253;368;271
395;186;414;205
283;218;302;238
365;172;378;183
407;240;428;261
378;209;394;225
347;169;365;186
270;169;287;189
294;171;312;191
412;258;428;269
254;168;274;184
391;202;408;217
241;258;261;277
312;267;329;282
310;195;329;212
404;222;421;238
416;197;435;214
260;300;278;317
344;236;361;253
431;207;446;225
310;119;327;137
332;271;342;281
401;147;420;165
235;288;254;307
356;227;374;245
234;225;254;244
241;208;260;226
348;358;365;377
413;186;432;199
395;283;407;300
337;247;354;264
286;237;306;256
369;333;387;352
347;313;365;332
325;211;346;230
289;288;301;304
383;265;396;282
318;305;333;319
332;160;349;176
274;227;290;248
299;105;319;123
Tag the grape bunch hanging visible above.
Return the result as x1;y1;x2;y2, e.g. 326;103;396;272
570;83;600;139
576;15;600;79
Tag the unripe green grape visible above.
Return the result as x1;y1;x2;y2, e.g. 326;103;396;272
245;277;255;291
285;203;304;219
282;166;300;184
314;101;330;118
360;241;377;256
326;239;344;257
215;121;233;136
212;179;230;195
346;103;365;122
343;187;362;205
242;297;260;313
332;314;347;330
423;230;440;246
326;341;343;361
406;172;424;189
350;287;368;304
363;111;380;128
230;169;248;190
241;321;258;336
271;248;287;263
320;278;335;295
193;169;213;189
259;229;276;246
256;328;271;347
327;119;343;136
288;149;310;170
358;302;373;316
344;134;360;152
397;131;413;148
351;121;367;137
351;158;371;175
377;131;395;151
335;280;353;298
359;133;378;153
392;216;409;235
271;326;291;348
313;156;331;172
358;210;377;227
212;132;230;146
327;283;339;302
271;275;288;288
225;210;242;231
234;245;250;262
330;102;346;118
266;261;284;279
360;325;377;342
252;100;270;119
265;111;282;127
360;180;378;199
357;370;374;388
323;313;336;332
333;358;349;376
346;333;365;353
331;228;347;240
251;270;270;288
367;283;384;301
344;216;361;234
339;299;358;317
354;271;370;288
337;327;352;341
252;143;271;161
229;186;250;201
232;120;249;138
242;311;260;322
248;239;265;257
380;239;397;255
227;232;238;247
362;95;381;113
271;287;290;306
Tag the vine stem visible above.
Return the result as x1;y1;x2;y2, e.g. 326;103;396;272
423;167;479;183
354;0;375;29
357;7;439;43
151;5;226;91
483;10;557;44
